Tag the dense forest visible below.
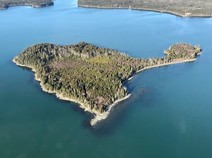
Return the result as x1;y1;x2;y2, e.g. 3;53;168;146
13;42;201;117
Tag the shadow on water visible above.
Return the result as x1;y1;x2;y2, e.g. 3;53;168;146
87;101;134;136
87;85;158;136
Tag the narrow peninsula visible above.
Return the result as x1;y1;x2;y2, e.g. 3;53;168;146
13;42;202;126
0;0;53;9
78;0;212;17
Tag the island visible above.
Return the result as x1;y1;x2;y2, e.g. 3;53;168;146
78;0;212;17
13;42;202;126
0;0;53;10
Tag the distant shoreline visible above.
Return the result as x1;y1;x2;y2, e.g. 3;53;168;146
0;0;54;10
1;0;211;18
78;4;212;18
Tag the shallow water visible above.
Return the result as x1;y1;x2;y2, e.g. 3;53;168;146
0;0;212;157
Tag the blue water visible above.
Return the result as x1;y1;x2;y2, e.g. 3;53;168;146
1;0;212;157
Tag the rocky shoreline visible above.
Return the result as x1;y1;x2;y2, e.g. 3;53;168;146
13;42;202;126
12;57;198;126
12;59;131;126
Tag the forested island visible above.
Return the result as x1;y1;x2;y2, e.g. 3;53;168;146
78;0;212;17
13;42;201;126
0;0;53;9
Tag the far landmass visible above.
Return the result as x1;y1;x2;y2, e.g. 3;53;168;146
0;0;53;9
78;0;212;17
13;42;201;126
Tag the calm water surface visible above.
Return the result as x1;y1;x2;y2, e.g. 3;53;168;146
0;0;212;157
